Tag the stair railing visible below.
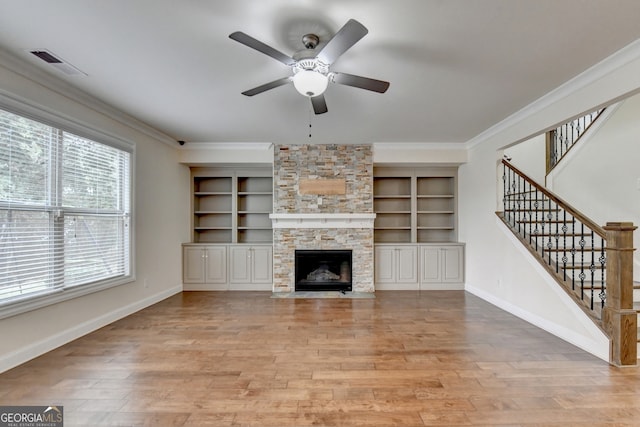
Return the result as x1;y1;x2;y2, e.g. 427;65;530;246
499;158;637;366
501;159;607;318
546;108;605;174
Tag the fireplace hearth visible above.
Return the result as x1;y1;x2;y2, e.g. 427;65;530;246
295;250;352;291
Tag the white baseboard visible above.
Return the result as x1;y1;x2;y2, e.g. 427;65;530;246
0;285;182;373
375;283;464;291
374;283;419;291
183;283;228;291
183;283;273;291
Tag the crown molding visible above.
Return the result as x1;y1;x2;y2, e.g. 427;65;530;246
465;38;640;150
0;48;178;147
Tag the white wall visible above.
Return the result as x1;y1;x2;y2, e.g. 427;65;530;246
373;143;468;165
0;59;190;372
549;95;640;280
504;133;547;185
459;40;640;361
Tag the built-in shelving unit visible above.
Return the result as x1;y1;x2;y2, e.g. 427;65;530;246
193;176;233;243
416;176;455;243
373;176;412;243
191;168;273;244
373;167;457;243
373;166;463;289
237;176;273;243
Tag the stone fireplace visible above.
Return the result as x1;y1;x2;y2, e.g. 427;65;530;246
271;144;375;293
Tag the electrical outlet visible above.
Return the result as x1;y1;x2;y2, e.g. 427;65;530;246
143;278;149;288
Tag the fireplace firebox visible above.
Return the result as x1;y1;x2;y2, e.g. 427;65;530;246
295;250;352;291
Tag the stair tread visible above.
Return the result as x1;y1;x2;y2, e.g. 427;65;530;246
503;199;553;203
516;219;576;226
542;247;604;252
561;265;605;270
526;233;596;237
504;209;562;212
561;282;640;291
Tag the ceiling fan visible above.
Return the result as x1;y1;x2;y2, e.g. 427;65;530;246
229;19;390;114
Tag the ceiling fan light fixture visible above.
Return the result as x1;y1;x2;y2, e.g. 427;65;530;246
293;70;328;97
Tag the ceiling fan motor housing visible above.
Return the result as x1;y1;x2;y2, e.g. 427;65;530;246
293;57;329;75
301;33;320;49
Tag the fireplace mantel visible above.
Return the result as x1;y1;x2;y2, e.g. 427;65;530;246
269;213;376;229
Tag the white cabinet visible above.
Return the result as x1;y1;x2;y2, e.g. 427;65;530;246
374;243;464;290
229;245;272;290
183;244;273;291
182;244;228;290
374;245;418;290
419;244;464;289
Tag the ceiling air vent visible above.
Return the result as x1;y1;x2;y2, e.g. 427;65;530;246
31;50;63;63
29;49;87;76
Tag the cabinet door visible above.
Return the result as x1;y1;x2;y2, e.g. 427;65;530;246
374;246;396;283
204;245;227;284
183;247;205;284
396;246;418;283
251;246;272;284
441;245;464;283
420;246;441;283
229;246;251;284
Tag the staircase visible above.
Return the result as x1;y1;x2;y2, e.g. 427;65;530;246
501;160;607;319
499;159;638;365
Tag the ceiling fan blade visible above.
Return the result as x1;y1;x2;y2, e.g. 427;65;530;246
316;19;368;65
332;72;390;93
229;31;295;66
241;77;291;96
310;95;328;114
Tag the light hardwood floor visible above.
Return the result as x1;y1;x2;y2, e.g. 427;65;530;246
1;291;639;426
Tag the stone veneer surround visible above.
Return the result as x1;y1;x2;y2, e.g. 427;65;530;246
272;144;374;292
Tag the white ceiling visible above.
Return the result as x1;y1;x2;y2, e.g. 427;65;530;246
1;0;640;145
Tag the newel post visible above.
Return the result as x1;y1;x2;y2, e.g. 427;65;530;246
602;222;637;367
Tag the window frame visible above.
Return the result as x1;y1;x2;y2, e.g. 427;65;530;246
0;93;135;320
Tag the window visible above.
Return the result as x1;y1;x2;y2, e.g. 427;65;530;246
0;107;132;315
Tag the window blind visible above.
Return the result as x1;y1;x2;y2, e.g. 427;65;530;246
62;132;130;288
0;108;131;306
